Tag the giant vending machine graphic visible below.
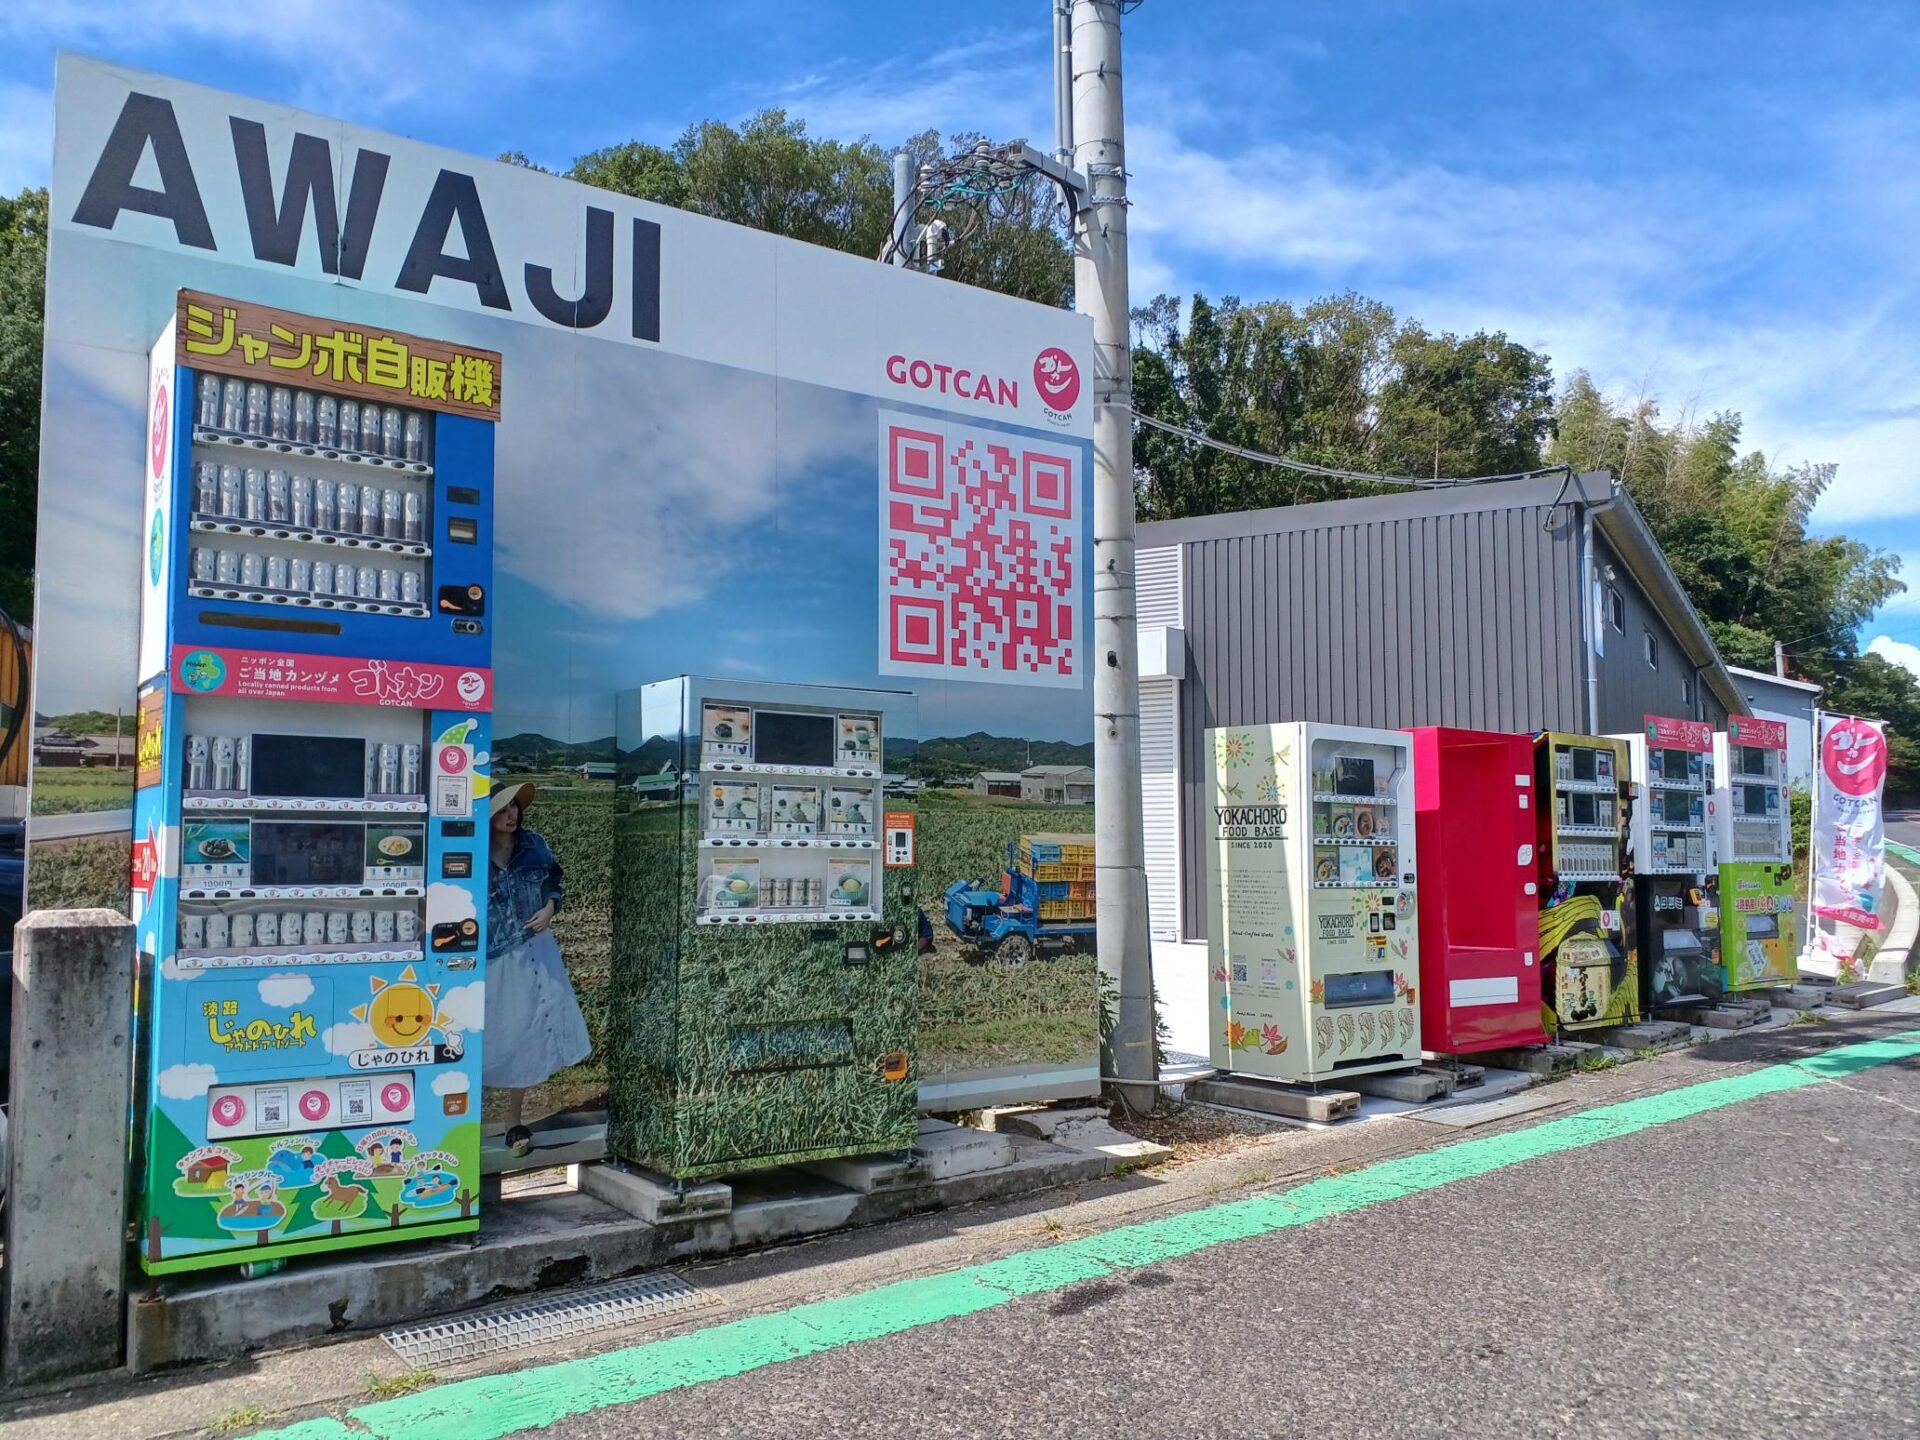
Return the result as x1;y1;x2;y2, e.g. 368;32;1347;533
132;293;497;1274
1714;715;1798;990
1205;723;1421;1084
1407;727;1544;1055
609;678;920;1180
1615;716;1723;1010
1533;732;1640;1034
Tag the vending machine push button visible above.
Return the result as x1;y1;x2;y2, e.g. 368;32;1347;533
299;1089;331;1122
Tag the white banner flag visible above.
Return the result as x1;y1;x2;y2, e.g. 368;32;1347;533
1808;712;1890;972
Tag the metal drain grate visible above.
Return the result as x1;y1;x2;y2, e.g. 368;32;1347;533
382;1272;709;1368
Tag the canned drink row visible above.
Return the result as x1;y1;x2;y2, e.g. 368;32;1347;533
196;374;431;461
763;877;826;907
183;734;252;792
188;546;424;606
182;907;422;951
366;742;425;796
192;461;425;541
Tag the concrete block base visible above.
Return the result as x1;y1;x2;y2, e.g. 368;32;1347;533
799;1150;927;1195
913;1118;1015;1180
128;1137;1110;1374
1344;1067;1458;1103
992;1107;1172;1167
1593;1019;1694;1049
1186;1077;1360;1124
571;1162;732;1224
1473;1043;1588;1076
1825;981;1909;1010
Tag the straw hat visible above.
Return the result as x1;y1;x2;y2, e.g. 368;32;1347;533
491;780;537;817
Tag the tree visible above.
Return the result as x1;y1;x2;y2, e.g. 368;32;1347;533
569;115;1071;308
0;187;47;620
1130;290;1554;519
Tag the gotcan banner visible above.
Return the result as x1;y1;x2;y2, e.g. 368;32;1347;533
1809;712;1890;960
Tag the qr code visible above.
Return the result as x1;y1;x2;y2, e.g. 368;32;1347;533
879;412;1082;688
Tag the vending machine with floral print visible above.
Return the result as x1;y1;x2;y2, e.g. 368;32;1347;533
1204;722;1421;1084
130;293;498;1275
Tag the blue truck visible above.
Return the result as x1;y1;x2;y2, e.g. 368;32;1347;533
942;838;1096;965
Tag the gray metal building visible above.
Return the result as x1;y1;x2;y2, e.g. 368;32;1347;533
1133;471;1748;943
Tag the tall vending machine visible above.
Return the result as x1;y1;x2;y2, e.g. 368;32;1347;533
1714;715;1798;990
1205;723;1421;1084
1407;727;1544;1055
1614;716;1723;1009
1534;732;1640;1034
132;293;498;1274
610;678;920;1180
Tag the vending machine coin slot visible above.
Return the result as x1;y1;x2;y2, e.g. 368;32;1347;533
445;515;479;545
443;821;475;838
441;852;473;879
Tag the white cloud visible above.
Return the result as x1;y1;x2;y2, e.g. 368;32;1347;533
1867;635;1920;679
431;1070;470;1097
426;882;476;928
156;1062;218;1100
322;1020;375;1057
761;30;1047;147
159;956;200;982
257;972;314;1008
439;981;485;1034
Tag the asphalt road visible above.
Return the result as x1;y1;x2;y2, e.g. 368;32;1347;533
1885;815;1920;850
541;1022;1920;1440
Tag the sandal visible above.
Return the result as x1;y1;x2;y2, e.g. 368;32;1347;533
505;1125;534;1157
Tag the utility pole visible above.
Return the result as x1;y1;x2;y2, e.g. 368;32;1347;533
890;151;914;267
1066;0;1155;1111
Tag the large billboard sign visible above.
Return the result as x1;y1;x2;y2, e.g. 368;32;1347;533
32;56;1100;1160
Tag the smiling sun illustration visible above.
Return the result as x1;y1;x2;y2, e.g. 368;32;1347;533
352;966;450;1047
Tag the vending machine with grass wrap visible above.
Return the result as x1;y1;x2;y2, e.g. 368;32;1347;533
131;294;498;1274
1714;715;1798;991
1615;716;1723;1010
610;677;920;1180
1205;722;1422;1084
1533;731;1639;1034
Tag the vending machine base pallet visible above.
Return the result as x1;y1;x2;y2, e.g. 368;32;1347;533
1342;1066;1462;1103
1187;1075;1362;1124
1803;981;1907;1010
1420;1059;1489;1089
1471;1042;1599;1077
1588;1018;1695;1050
1654;1000;1768;1030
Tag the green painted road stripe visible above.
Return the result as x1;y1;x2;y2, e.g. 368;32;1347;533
1886;838;1920;867
252;1027;1920;1440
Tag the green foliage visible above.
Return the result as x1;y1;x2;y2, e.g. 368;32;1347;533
0;187;46;618
569;116;1070;308
1131;291;1555;519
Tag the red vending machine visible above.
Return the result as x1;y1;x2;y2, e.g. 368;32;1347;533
1409;727;1545;1054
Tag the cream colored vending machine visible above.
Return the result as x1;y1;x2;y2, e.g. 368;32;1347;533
1205;722;1420;1084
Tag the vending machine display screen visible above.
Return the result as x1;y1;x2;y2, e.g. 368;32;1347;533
249;733;366;799
1332;756;1376;796
1736;745;1771;777
250;821;366;885
1321;970;1396;1008
754;710;835;768
1658;748;1694;783
1739;784;1773;817
1570;747;1598;782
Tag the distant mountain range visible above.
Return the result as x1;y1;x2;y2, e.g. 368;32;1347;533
499;729;1090;779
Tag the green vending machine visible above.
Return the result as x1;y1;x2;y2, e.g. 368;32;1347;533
1713;715;1798;990
610;677;920;1180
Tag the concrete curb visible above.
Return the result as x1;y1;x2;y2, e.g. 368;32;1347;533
1870;852;1920;986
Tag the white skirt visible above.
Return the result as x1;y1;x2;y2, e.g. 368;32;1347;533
482;928;592;1089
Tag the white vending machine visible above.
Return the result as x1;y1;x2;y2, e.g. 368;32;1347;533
1205;722;1421;1084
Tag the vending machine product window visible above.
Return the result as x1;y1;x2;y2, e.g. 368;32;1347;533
1536;731;1639;1032
247;734;367;800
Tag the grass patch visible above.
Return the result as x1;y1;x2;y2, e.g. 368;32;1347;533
207;1405;273;1433
1576;1051;1619;1072
29;765;134;816
1791;1008;1831;1025
365;1369;436;1400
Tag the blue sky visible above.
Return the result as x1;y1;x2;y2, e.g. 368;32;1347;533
5;1;1919;672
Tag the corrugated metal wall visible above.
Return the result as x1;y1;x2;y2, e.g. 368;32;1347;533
1590;536;1729;731
1173;500;1586;938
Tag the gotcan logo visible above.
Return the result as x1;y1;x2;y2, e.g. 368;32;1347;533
1822;717;1887;798
1034;347;1080;415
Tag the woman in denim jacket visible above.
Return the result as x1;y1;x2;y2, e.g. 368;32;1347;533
486;782;590;1155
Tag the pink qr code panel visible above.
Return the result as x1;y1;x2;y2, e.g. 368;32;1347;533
878;412;1082;689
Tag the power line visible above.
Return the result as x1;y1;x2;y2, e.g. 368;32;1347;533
1131;409;1575;490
